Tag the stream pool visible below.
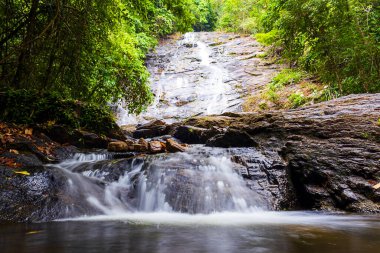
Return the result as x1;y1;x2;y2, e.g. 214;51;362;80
1;212;379;253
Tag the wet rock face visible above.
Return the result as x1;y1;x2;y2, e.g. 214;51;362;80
206;129;258;148
283;137;380;212
174;94;380;213
117;32;282;125
0;166;101;222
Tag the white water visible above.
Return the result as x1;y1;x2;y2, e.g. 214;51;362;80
60;211;375;229
49;147;271;220
117;32;237;125
51;147;380;231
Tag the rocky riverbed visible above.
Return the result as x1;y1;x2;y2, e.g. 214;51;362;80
172;94;380;212
0;32;379;223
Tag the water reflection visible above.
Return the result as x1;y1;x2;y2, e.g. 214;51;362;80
1;217;379;253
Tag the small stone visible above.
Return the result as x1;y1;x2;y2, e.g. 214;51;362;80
138;138;149;150
166;139;187;153
132;144;148;152
108;141;129;152
148;141;165;153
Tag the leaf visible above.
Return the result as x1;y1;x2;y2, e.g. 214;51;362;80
9;149;19;154
47;120;56;127
0;157;22;168
14;171;30;176
24;128;33;135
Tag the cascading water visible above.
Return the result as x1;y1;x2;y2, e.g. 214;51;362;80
117;32;241;125
52;147;268;219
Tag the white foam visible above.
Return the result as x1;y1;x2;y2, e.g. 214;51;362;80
58;211;374;229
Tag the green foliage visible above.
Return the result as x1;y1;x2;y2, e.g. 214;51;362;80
193;0;218;31
288;91;307;108
260;0;380;95
0;89;118;135
0;0;198;114
258;101;268;110
213;0;273;33
214;0;380;96
255;29;279;46
271;69;306;88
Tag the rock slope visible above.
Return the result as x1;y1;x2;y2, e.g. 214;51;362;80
172;94;380;212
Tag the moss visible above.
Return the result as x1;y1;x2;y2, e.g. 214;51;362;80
360;132;376;141
243;69;325;112
256;52;268;58
258;101;268;110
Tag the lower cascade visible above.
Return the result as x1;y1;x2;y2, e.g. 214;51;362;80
53;146;268;218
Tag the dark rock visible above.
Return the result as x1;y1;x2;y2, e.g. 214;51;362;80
178;94;380;213
75;130;109;149
0;166;101;222
42;125;110;149
283;136;380;212
151;135;173;142
206;129;258;148
133;120;169;139
183;43;197;48
173;125;222;144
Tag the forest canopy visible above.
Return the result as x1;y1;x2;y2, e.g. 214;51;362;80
1;0;379;115
0;0;211;113
213;0;380;94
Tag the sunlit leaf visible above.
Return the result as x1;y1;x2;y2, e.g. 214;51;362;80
14;171;31;176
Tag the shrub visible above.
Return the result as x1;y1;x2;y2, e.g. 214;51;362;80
0;90;119;136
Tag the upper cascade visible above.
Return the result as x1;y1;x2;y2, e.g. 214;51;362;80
116;32;243;125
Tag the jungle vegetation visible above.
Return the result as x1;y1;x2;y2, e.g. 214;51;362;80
1;0;379;118
213;0;380;95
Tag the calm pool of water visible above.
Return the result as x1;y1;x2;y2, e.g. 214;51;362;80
1;212;379;253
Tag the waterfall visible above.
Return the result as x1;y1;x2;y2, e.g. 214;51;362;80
51;146;268;218
116;32;241;125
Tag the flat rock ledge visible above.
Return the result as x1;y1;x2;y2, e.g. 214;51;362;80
172;94;380;213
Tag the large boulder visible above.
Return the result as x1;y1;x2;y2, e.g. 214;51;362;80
206;129;258;148
133;120;169;139
173;94;380;213
41;125;114;149
108;141;130;152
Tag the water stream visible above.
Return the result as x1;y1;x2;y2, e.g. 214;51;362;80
117;32;239;125
53;146;268;216
2;32;379;253
1;145;373;253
